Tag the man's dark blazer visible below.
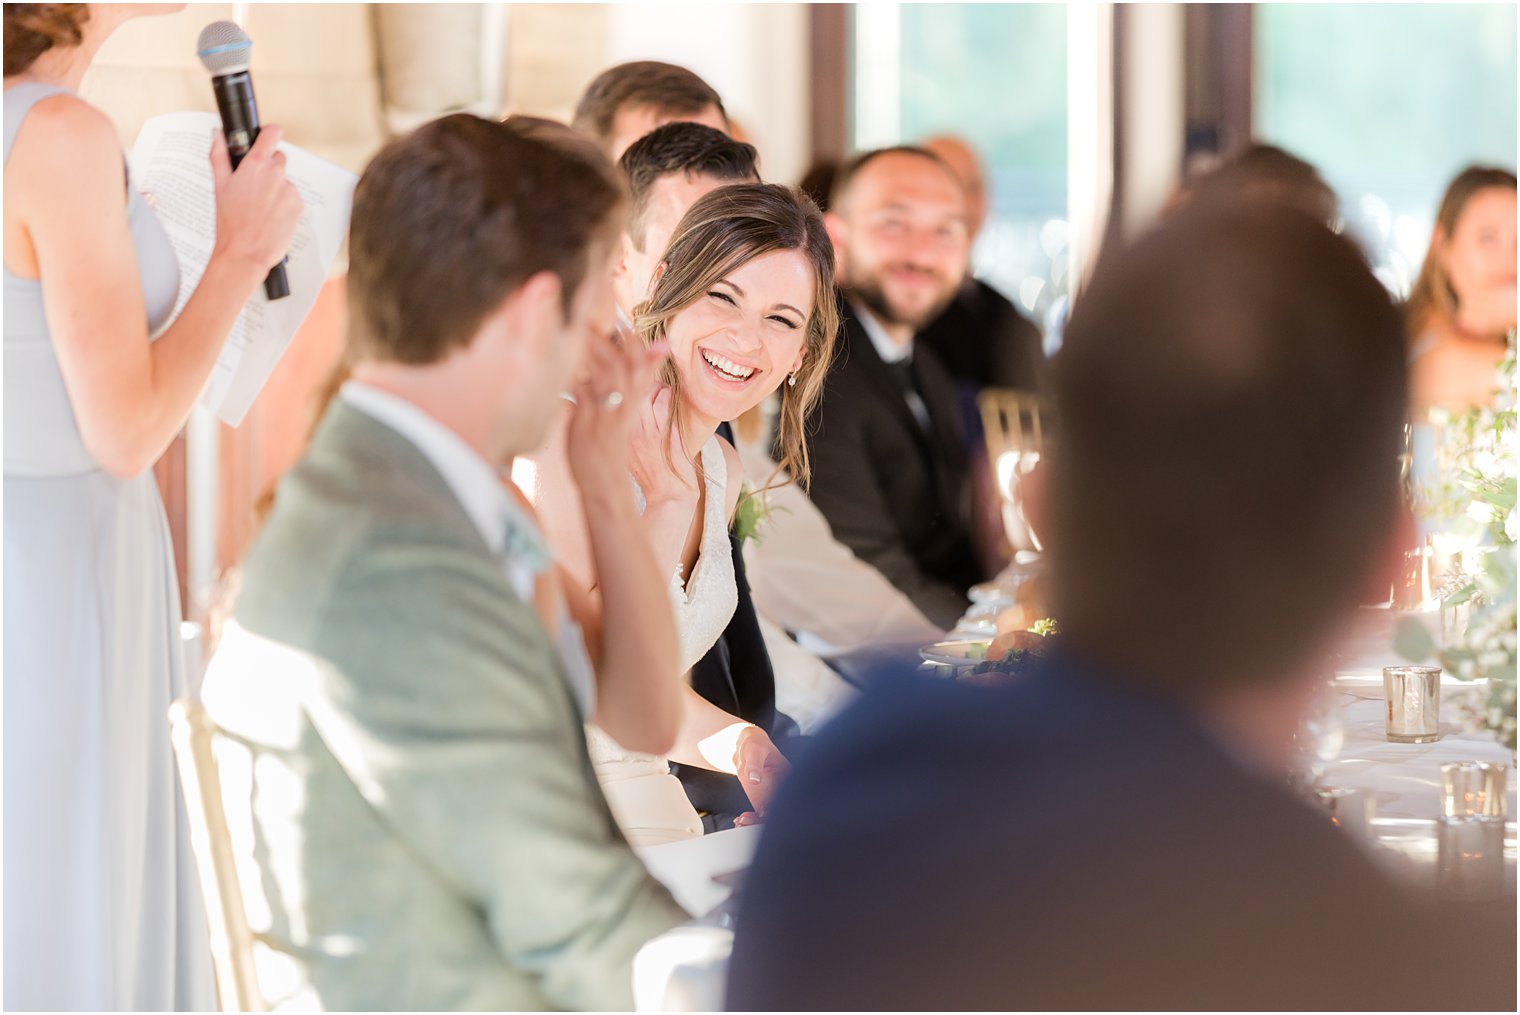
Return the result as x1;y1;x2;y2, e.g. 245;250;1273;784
671;421;792;831
803;296;982;630
917;275;1046;393
726;651;1517;1011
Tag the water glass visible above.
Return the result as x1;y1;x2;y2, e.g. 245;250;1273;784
1436;761;1507;902
1440;761;1507;820
1313;786;1374;841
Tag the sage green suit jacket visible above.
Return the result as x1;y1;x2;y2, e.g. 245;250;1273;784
203;401;685;1011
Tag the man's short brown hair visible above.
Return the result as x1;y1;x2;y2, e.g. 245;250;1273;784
346;114;625;365
619;121;758;251
572;61;727;153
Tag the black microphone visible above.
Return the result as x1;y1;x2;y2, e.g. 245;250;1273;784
196;20;290;301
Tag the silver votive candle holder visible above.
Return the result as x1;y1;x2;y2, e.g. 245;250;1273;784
1382;665;1441;743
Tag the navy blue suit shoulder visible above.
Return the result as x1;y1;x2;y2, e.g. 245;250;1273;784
726;654;1506;1011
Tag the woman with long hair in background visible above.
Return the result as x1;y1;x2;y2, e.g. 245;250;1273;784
1406;166;1517;412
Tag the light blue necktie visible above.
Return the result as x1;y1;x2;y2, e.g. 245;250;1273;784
500;497;553;576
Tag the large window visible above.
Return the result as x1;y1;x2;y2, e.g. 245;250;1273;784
853;3;1069;331
1256;3;1517;296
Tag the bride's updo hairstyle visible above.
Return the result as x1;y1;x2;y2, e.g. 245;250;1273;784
634;183;838;488
4;4;89;74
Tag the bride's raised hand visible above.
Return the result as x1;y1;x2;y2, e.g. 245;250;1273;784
629;382;699;509
566;328;666;503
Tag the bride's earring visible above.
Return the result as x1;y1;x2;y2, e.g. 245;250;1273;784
788;371;798;387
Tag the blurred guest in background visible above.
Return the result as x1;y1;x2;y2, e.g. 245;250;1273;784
202;115;688;1010
798;156;840;213
919;134;1048;576
729;200;1514;1011
1406;165;1517;412
918;133;1045;394
808;147;985;629
572;59;728;161
3;4;300;1009
1179;141;1338;225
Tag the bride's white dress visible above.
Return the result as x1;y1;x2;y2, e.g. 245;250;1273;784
586;436;739;846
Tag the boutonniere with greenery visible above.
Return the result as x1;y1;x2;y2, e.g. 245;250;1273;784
734;483;785;547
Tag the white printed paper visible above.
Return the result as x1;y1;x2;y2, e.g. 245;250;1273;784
129;111;355;426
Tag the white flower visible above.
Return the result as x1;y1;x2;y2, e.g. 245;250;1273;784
1466;499;1495;525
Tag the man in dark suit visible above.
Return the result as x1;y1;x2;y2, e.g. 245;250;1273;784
807;147;986;629
727;199;1516;1010
919;135;1047;575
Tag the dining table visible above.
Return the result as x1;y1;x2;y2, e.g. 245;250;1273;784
632;824;760;1010
632;588;1515;1012
1318;606;1516;895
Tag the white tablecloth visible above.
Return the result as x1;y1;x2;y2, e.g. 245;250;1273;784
635;824;760;919
631;825;760;1012
1320;608;1516;891
630;608;1516;1010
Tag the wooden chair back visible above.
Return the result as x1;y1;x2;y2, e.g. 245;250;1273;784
168;698;269;1013
977;388;1052;553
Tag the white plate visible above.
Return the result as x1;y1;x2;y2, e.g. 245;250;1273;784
920;640;991;667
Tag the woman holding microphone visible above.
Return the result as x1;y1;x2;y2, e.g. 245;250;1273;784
4;5;301;1008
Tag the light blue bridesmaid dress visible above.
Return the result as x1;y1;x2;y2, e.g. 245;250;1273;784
3;82;214;1011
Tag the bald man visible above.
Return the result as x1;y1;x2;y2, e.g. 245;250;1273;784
918;134;1046;395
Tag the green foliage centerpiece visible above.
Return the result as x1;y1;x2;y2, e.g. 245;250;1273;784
1396;349;1517;751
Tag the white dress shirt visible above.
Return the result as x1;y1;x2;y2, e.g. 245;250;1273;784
341;381;597;717
851;298;912;365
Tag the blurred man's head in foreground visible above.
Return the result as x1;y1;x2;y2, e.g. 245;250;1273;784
573;60;729;161
1047;201;1407;694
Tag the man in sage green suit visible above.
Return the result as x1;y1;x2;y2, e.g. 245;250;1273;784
202;115;687;1010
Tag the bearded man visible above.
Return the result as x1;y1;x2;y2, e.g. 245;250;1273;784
806;147;985;629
